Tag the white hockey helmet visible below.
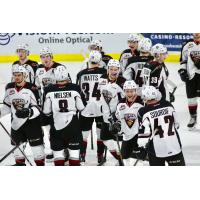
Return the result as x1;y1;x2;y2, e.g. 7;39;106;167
138;38;152;52
54;65;69;81
12;64;28;78
141;86;162;101
40;47;53;56
151;43;168;56
89;50;102;63
123;80;138;91
107;59;121;69
16;44;29;55
127;33;141;43
88;40;103;50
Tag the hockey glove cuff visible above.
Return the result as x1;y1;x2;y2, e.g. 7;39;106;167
16;108;33;119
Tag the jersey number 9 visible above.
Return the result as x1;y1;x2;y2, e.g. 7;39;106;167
59;99;68;112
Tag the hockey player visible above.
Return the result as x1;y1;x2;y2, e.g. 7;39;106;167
89;40;113;66
35;47;71;160
119;33;141;73
43;66;84;166
142;43;173;102
123;37;153;87
0;65;45;166
12;44;38;84
178;33;200;129
35;47;71;95
138;86;185;166
99;59;126;165
76;50;107;164
114;80;144;166
82;40;112;69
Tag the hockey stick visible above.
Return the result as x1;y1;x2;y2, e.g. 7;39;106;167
0;145;20;163
97;146;107;166
102;90;124;166
0;121;33;166
91;129;94;150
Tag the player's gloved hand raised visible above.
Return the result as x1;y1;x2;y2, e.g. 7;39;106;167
178;69;189;82
169;92;175;102
16;108;33;119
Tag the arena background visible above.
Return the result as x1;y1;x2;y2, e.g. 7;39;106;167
0;33;193;63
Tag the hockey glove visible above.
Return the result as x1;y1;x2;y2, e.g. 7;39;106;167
111;121;121;133
131;147;147;161
178;69;189;82
169;92;175;103
16;108;33;119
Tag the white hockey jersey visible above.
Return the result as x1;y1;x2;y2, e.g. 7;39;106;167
138;100;182;158
119;49;140;73
99;74;126;123
0;82;40;130
43;83;85;130
76;67;106;117
116;98;143;141
180;40;200;80
123;55;154;87
35;62;71;106
35;63;58;89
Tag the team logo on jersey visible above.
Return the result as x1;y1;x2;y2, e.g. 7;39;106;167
124;113;136;128
99;79;107;86
39;70;45;75
12;99;26;110
9;89;15;95
190;51;200;61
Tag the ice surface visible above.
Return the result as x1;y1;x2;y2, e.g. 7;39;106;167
0;62;199;166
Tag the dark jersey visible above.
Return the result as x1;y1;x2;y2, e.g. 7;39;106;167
101;52;113;66
138;100;182;158
142;61;169;101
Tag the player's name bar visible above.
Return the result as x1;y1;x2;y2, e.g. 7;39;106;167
0;53;180;63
